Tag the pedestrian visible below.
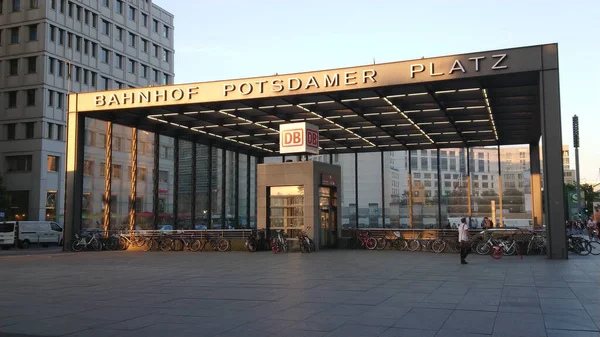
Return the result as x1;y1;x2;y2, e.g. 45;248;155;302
459;217;470;264
587;218;597;241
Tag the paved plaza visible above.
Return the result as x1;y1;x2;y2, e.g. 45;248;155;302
0;249;599;337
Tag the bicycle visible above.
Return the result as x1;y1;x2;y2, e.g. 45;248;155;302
407;232;436;252
172;232;203;252
71;233;103;252
270;230;288;253
141;233;173;252
245;230;267;252
201;233;230;252
381;231;408;251
346;230;377;250
297;226;314;253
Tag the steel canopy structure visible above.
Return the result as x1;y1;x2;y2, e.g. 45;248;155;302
65;43;567;258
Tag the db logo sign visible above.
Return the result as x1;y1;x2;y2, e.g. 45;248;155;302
306;129;318;148
282;129;304;147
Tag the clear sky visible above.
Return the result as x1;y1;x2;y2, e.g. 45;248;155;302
154;0;600;181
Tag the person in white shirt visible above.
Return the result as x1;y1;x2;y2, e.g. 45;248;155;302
458;217;470;264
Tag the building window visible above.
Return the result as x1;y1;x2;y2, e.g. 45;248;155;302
101;19;110;35
57;92;64;109
49;25;55;41
8;91;18;108
141;65;148;78
84;9;89;24
10;27;19;44
76;6;81;20
141;39;148;52
56;125;63;141
7;124;16;140
51;0;56;9
115;54;123;69
142;13;148;26
91;73;97;87
48;57;54;74
30;0;38;8
83;70;89;84
116;27;123;41
162;49;169;62
75;36;81;51
59;0;64;12
6;155;33;172
162;74;169;85
101;48;109;63
102;76;109;90
152;19;158;32
12;0;20;11
57;60;63;76
58;29;64;44
152;44;159;57
127;59;135;74
83;160;93;176
9;59;18;76
153;69;159;82
159;170;168;183
92;13;97;28
75;66;81;82
128;32;135;47
128;6;135;21
99;163;105;176
115;0;123;13
25;57;36;74
101;0;108;7
47;155;58;172
28;24;37;41
26;89;35;106
91;42;97;57
48;90;54;106
84;40;89;54
25;122;34;138
67;32;74;48
113;164;122;179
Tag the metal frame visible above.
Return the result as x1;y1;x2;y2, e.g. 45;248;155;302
173;137;179;228
234;151;239;228
221;148;226;229
207;144;213;229
354;152;358;228
128;127;137;231
102;121;112;233
191;140;197;229
380;151;385;227
152;132;160;229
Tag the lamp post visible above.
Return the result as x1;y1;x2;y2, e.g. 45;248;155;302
573;115;581;214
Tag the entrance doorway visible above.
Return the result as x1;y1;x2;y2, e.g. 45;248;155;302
319;187;337;248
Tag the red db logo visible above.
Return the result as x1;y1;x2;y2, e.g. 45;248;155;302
282;129;303;147
307;129;318;148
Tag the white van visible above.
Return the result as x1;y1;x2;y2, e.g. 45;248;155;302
17;221;64;249
0;222;17;249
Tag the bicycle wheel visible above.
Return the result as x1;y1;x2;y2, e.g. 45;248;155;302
491;246;504;259
376;238;387;250
281;240;289;253
120;237;130;250
476;242;490;255
91;240;102;251
132;236;145;247
589;240;600;256
579;240;591;256
431;239;446;253
71;240;84;252
245;238;257;252
365;237;377;250
105;237;119;250
447;240;460;253
217;239;230;252
172;239;184;251
505;244;517;256
407;239;420;252
160;238;173;252
141;238;153;252
190;239;202;252
309;239;316;252
394;238;408;251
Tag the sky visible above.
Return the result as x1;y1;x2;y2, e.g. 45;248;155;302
154;0;600;182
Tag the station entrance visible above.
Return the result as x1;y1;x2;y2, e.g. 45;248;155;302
64;43;568;258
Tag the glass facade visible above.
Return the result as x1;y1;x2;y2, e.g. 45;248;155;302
76;118;538;232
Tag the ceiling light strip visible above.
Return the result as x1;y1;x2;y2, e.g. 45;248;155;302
482;89;499;141
382;97;435;144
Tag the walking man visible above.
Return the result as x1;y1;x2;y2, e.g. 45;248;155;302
459;217;470;264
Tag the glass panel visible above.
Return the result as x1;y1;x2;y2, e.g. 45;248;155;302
469;147;500;229
357;152;382;228
500;145;531;228
269;185;304;234
384;151;410;228
135;130;155;230
157;135;174;229
176;139;193;229
225;150;236;228
411;149;439;229
238;154;248;227
211;147;222;229
82;118;105;231
250;156;257;228
440;148;469;229
110;124;131;231
195;144;209;229
334;153;356;230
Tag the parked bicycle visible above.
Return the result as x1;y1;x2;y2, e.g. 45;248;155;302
297;226;315;253
172;232;203;252
245;229;267;252
346;230;377;250
270;230;288;253
71;233;103;252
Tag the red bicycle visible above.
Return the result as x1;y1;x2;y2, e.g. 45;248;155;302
346;230;377;250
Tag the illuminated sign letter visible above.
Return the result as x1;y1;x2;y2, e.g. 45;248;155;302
362;69;377;83
171;88;185;100
187;86;199;99
255;80;267;93
223;84;235;96
305;76;319;89
429;62;444;76
107;94;120;106
95;95;106;107
122;92;134;104
271;79;284;92
448;60;466;74
324;74;339;87
289;78;302;91
139;91;150;103
344;71;357;85
468;56;485;72
155;90;167;102
491;54;508;70
239;82;253;95
410;64;425;78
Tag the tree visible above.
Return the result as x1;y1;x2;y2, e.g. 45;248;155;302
581;183;600;211
0;176;10;213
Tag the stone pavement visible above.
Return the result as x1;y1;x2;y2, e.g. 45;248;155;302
0;249;599;337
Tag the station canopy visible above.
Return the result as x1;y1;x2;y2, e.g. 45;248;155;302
69;45;550;156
